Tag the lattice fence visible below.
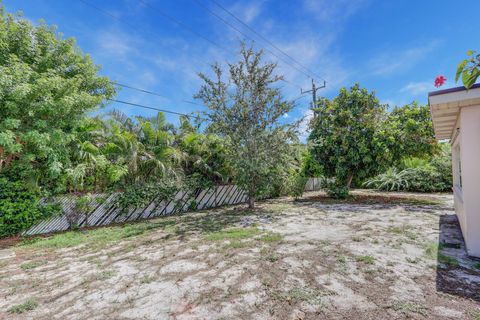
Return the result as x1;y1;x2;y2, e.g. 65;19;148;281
304;177;322;191
24;185;247;236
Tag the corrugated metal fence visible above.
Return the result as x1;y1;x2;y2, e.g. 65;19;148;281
25;185;247;236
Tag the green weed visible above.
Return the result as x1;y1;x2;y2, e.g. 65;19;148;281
8;299;38;314
205;227;260;241
438;253;459;267
390;301;428;316
356;255;375;264
20;261;45;270
259;232;283;243
19;221;171;250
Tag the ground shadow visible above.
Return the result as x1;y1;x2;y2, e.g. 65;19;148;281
170;205;280;239
436;214;480;302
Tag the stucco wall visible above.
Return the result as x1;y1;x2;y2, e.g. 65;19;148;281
458;105;480;257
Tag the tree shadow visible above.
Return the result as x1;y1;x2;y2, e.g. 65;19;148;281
436;214;480;301
171;205;280;239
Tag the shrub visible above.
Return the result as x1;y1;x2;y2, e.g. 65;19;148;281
287;172;309;200
325;180;350;199
365;166;451;193
403;167;449;192
364;168;412;191
0;178;59;238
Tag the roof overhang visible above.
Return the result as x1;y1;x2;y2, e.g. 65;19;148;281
428;83;480;140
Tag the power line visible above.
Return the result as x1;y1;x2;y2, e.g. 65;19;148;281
192;0;322;83
78;0;310;103
78;0;307;94
107;98;209;121
77;0;222;72
110;82;204;107
136;0;229;53
134;0;308;91
206;0;327;84
111;82;169;99
292;94;308;103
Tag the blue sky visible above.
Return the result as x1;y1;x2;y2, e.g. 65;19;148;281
4;0;480;134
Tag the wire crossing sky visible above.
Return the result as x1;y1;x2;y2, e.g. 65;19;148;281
3;0;480;132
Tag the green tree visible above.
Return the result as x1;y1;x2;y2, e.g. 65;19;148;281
195;44;296;208
308;84;390;198
0;8;115;191
386;102;437;161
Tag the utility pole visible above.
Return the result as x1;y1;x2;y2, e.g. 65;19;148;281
301;79;326;117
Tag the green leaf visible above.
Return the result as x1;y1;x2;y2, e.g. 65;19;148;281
455;60;468;83
467;50;474;56
462;69;479;89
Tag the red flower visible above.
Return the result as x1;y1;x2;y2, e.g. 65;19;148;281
434;75;446;88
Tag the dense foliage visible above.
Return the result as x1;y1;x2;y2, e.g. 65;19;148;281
0;178;59;237
456;50;480;88
365;144;452;192
0;6;454;236
386;103;438;162
308;84;391;197
195;44;297;208
308;84;441;198
0;8;115;192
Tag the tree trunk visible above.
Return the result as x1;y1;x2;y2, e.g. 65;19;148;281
346;173;354;189
248;196;255;209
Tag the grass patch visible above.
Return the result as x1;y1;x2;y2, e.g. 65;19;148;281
272;286;333;306
387;225;417;240
438;253;459;267
222;240;256;250
19;220;174;250
424;242;443;259
473;262;480;270
424;242;459;266
471;310;480;320
259;232;283;243
205;227;261;241
140;275;155;284
265;253;279;262
356;255;375;264
8;299;38;314
390;301;428;316
20;261;45;270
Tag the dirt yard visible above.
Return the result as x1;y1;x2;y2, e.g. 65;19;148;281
1;190;480;319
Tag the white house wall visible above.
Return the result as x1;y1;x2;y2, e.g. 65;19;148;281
458;105;480;257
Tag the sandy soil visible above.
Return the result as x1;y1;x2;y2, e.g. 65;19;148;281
1;190;480;319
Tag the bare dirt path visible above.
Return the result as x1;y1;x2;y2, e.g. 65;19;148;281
1;190;479;319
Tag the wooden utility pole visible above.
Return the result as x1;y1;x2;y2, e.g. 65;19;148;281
301;79;326;117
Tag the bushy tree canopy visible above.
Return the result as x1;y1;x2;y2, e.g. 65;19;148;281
0;8;115;189
195;44;296;208
308;84;440;198
385;102;437;161
308;84;390;197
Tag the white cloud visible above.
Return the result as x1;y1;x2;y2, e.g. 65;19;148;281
229;1;263;24
96;30;136;59
399;81;434;96
369;40;441;76
298;108;314;140
303;0;369;24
